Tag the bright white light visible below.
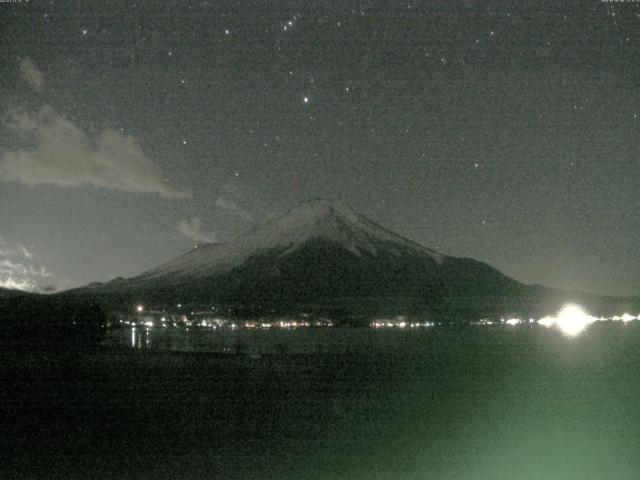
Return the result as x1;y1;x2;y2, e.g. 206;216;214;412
505;318;521;326
621;313;635;323
536;304;598;336
555;304;595;336
537;316;555;328
136;305;144;312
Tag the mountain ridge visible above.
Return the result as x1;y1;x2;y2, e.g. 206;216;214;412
131;198;445;284
60;199;637;320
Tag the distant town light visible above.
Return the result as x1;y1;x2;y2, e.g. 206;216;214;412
555;304;595;336
621;313;635;323
136;305;144;313
537;316;555;328
537;304;595;337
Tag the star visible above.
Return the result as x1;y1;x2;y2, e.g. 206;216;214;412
82;29;88;35
303;96;309;104
182;140;187;145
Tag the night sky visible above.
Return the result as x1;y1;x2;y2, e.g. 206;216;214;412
1;0;639;296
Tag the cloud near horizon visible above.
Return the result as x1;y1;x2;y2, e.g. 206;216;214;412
0;105;191;199
0;236;53;292
176;217;216;243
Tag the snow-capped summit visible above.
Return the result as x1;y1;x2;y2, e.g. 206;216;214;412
80;198;533;319
242;198;444;260
135;198;444;283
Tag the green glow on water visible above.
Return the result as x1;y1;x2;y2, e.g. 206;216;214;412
5;323;640;479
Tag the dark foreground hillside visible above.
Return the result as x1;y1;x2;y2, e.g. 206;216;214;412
2;325;640;480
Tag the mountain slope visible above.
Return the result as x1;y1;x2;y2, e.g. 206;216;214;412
134;199;444;283
75;199;544;319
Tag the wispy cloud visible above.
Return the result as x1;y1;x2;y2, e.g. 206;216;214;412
0;277;35;291
18;245;33;259
0;258;52;292
19;57;44;90
215;197;254;222
0;105;191;198
215;183;254;221
177;217;216;243
0;236;34;260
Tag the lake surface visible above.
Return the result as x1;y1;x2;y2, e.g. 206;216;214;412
3;322;640;479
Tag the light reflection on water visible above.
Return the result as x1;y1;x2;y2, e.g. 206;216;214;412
130;327;151;349
46;318;640;479
106;319;639;357
115;304;640;353
113;326;376;355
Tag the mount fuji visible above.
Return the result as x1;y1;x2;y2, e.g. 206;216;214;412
66;199;630;321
